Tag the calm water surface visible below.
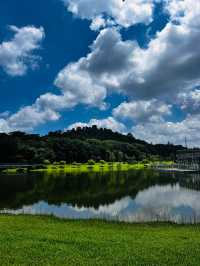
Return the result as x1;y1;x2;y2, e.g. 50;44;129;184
0;169;200;223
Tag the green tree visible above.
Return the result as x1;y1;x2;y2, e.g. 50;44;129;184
88;159;96;165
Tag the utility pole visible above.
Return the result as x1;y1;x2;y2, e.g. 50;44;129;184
185;137;188;149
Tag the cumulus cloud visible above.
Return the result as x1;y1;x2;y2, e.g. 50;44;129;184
63;0;155;29
1;0;200;146
118;0;200;99
122;24;200;99
54;62;107;110
0;26;129;132
0;103;60;133
90;16;108;32
67;117;126;133
57;0;200;146
113;100;172;123
166;0;200;28
178;89;200;114
131;114;200;146
0;25;44;76
0;34;110;132
54;28;136;109
58;0;200;102
0;72;108;133
0;111;10;119
0;119;11;132
84;9;200;100
0;73;107;133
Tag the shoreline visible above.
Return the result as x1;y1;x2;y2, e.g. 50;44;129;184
0;161;173;174
1;213;200;225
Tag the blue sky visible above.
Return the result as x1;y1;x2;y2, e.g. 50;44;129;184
0;0;96;119
0;0;200;146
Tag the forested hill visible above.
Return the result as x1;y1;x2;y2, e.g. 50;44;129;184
0;126;186;163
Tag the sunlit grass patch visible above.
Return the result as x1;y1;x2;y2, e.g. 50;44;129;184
2;162;152;174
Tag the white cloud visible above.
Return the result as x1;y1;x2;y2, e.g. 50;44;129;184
1;0;200;146
178;89;200;114
57;0;200;146
0;119;11;132
113;100;171;123
0;50;108;132
119;0;200;99
0;25;44;76
54;27;136;109
0;67;107;132
0;77;105;132
58;0;200;102
53;27;135;111
166;0;200;28
8;107;59;132
0;111;10;119
131;113;200;147
0;104;60;133
8;184;200;223
90;16;106;31
67;117;126;133
0;26;130;133
63;0;155;30
54;62;107;110
85;12;200;101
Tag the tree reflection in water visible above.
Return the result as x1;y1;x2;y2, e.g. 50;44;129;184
1;170;200;223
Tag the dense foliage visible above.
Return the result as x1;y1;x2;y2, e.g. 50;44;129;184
0;126;186;163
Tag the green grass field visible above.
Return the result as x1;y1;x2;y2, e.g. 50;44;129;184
0;215;200;265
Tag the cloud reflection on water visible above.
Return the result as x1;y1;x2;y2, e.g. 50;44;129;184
3;183;200;224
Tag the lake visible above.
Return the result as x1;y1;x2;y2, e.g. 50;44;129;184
0;169;200;224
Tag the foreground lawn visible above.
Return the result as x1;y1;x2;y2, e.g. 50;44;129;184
0;215;200;265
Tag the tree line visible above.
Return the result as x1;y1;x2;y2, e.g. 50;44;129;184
0;125;186;163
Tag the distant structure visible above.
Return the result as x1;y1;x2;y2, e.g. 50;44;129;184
185;137;188;149
177;149;200;171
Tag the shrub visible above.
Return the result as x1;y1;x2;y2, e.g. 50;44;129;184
16;168;26;173
43;160;50;165
30;165;43;170
99;160;106;164
88;159;96;165
27;166;34;172
142;159;149;164
87;165;94;170
60;161;66;165
117;163;122;169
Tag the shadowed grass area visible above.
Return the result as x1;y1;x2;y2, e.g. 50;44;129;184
0;215;200;265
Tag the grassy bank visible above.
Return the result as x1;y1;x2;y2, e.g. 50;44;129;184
0;215;200;265
2;162;148;174
1;161;173;174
